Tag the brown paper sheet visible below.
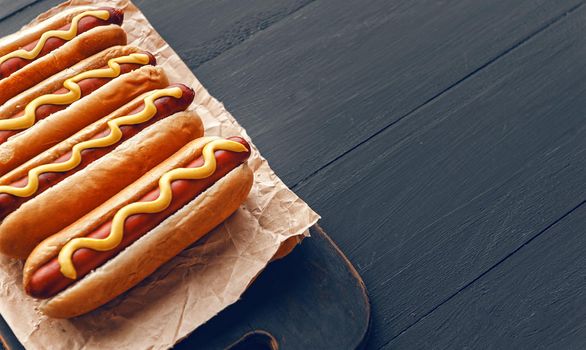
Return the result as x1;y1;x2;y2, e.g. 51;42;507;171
0;1;320;349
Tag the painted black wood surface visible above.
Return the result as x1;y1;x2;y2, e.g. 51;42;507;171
0;0;585;348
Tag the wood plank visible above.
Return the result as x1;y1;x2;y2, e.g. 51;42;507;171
287;3;586;348
133;0;316;69
193;0;583;187
388;203;586;349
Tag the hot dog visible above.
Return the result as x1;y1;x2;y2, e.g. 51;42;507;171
0;88;203;259
0;84;195;222
0;65;169;176
0;48;156;144
0;46;142;121
23;136;254;318
0;8;123;79
0;8;126;104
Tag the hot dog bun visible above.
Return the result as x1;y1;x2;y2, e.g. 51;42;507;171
0;65;169;176
0;45;143;121
0;110;204;259
0;7;96;57
0;24;127;104
25;157;252;318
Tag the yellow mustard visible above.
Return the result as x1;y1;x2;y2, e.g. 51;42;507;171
0;53;151;131
0;87;183;198
0;10;110;66
58;138;249;279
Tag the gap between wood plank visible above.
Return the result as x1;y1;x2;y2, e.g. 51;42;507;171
291;1;586;192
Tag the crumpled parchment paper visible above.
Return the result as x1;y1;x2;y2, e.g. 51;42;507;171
0;1;320;349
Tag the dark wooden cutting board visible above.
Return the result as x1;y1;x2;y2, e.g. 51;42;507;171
0;225;370;349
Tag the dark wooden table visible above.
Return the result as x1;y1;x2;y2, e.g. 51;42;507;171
2;0;586;348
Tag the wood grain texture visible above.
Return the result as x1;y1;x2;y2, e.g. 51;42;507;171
382;8;586;347
388;204;586;349
193;0;583;187
133;0;316;69
293;3;586;348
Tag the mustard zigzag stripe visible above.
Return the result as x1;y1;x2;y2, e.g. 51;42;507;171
0;10;110;66
0;52;151;131
58;138;249;279
0;87;183;198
